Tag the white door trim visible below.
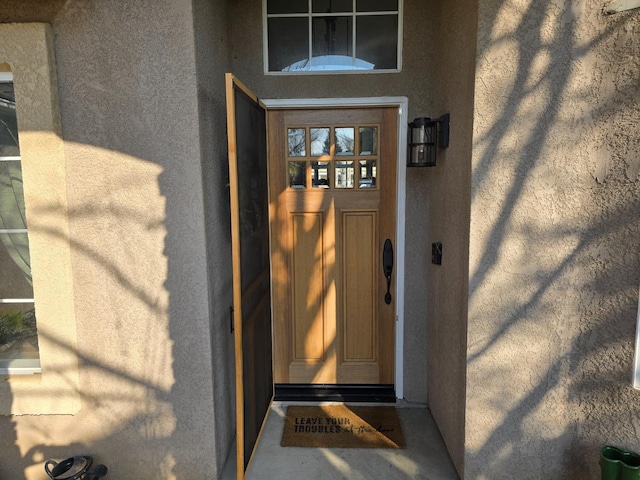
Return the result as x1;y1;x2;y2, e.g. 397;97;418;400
262;97;408;399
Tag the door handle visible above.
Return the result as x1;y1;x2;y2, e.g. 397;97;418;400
383;239;394;305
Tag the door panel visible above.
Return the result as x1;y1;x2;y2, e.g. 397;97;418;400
225;74;272;480
291;212;325;362
269;107;397;387
343;210;377;362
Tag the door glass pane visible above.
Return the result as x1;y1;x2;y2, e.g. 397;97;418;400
357;0;398;11
356;15;398;69
359;127;377;155
359;160;377;188
0;302;38;361
288;128;306;156
312;17;352;65
268;0;308;14
268;18;309;72
335;161;354;188
312;161;330;188
313;0;353;12
310;128;331;156
289;161;307;188
335;128;355;155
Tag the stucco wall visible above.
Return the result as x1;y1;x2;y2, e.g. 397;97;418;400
228;0;439;406
468;0;640;478
193;0;236;474
0;1;229;479
425;0;478;477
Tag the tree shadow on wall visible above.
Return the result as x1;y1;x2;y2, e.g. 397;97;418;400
0;188;234;479
466;0;640;478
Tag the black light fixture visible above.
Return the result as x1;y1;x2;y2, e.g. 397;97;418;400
407;114;450;167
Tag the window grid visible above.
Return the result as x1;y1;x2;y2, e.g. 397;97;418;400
286;125;378;190
264;0;402;74
0;75;39;369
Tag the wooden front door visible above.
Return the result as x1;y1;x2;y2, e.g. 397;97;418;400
268;107;398;387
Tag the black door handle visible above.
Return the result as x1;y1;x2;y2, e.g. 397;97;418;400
383;239;394;305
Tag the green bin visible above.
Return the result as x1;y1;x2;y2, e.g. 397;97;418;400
621;449;640;480
601;446;640;480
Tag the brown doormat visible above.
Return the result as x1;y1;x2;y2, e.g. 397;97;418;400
281;405;406;449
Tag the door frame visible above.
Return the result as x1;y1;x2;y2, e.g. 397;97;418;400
262;97;408;399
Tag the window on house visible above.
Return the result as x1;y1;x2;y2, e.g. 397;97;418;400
264;0;402;73
0;72;40;373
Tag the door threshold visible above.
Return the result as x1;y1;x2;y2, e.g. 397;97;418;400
274;384;395;403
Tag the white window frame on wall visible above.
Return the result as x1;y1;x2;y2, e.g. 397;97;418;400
0;71;40;375
633;286;640;389
262;0;404;75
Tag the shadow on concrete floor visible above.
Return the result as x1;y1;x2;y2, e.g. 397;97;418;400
222;400;460;480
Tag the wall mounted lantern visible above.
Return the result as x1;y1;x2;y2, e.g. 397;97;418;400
407;114;450;167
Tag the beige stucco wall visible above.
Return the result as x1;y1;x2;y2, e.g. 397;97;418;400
424;0;478;476
0;1;235;478
468;0;640;478
193;0;237;473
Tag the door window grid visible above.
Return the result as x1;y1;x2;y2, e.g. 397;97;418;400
287;125;378;189
264;0;402;73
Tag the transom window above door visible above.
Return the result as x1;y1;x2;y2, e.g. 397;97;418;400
287;125;378;189
264;0;402;74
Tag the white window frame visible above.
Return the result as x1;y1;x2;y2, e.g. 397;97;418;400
262;0;404;75
0;72;40;374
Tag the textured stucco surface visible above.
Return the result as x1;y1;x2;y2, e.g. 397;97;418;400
424;0;478;476
0;1;231;479
467;0;640;478
193;0;236;475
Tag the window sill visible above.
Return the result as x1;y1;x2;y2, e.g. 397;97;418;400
264;68;402;76
0;358;41;376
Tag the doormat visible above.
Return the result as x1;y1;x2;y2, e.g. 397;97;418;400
281;405;406;449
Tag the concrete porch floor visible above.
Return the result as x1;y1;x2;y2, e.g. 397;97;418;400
221;401;460;480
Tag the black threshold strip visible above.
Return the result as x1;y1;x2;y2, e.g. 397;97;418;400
274;384;396;403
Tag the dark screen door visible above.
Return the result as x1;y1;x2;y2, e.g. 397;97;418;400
225;73;273;480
